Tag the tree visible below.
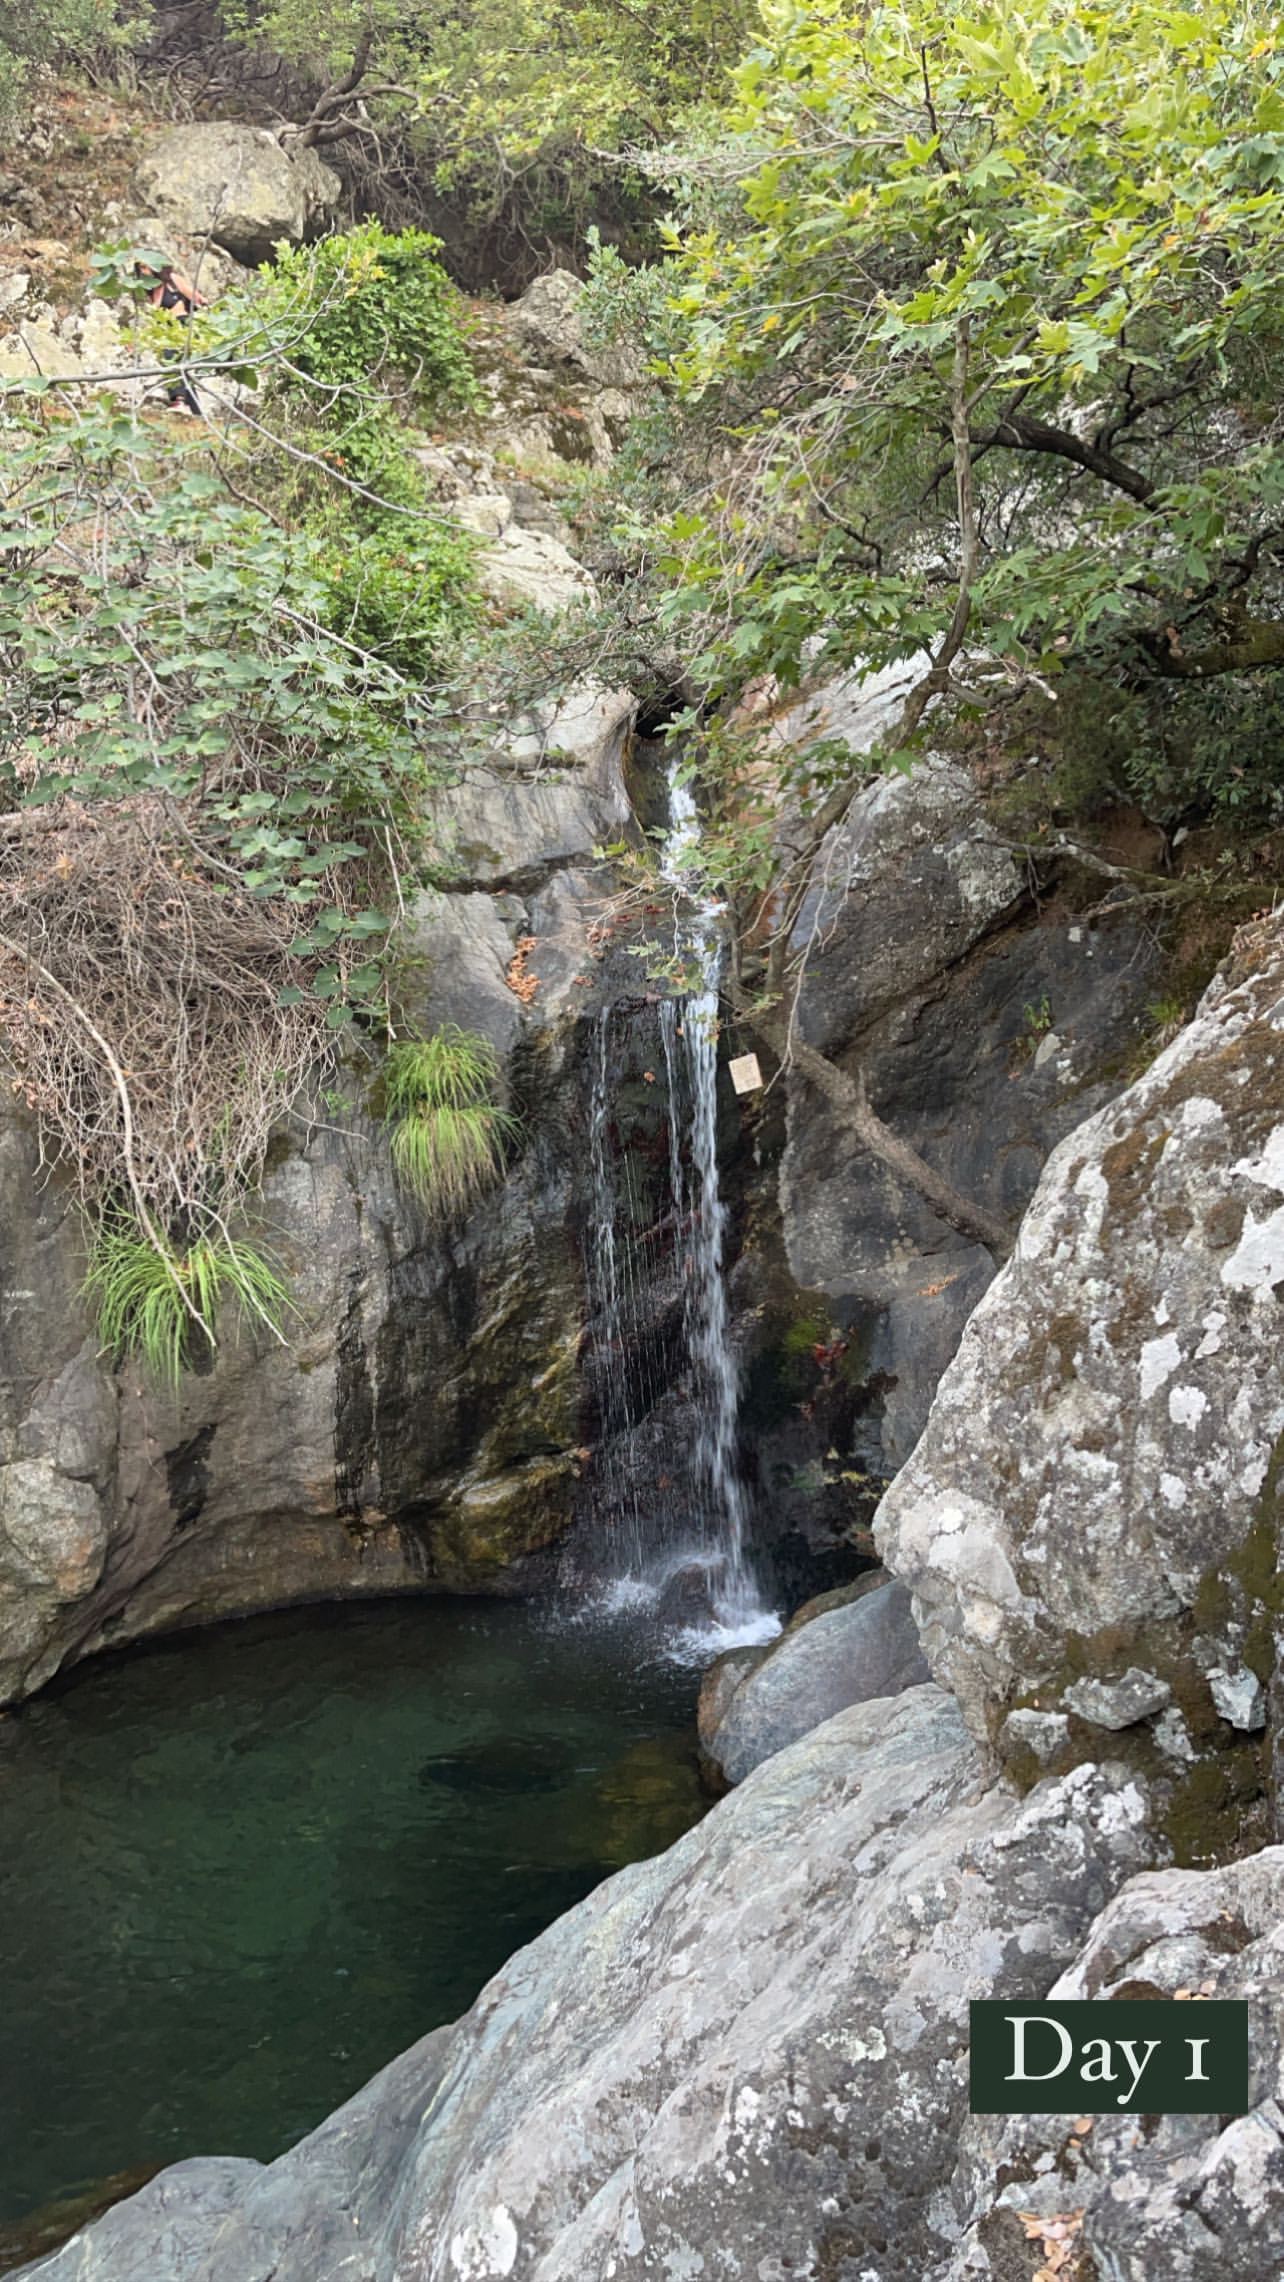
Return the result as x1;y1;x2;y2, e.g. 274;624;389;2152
612;0;1284;1254
222;0;756;281
0;0;147;126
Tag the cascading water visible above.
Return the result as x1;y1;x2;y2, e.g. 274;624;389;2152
578;757;779;1655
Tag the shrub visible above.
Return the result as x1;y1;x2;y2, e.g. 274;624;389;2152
262;223;480;410
85;1228;290;1389
0;0;148;130
320;524;479;680
384;1026;518;1215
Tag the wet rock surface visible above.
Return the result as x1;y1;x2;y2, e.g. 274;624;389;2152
698;1575;929;1785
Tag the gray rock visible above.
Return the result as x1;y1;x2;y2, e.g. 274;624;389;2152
436;684;633;889
506;266;642;388
752;684;1162;1513
876;921;1284;1786
1064;1668;1172;1730
132;125;340;267
476;525;597;614
0;882;594;1703
1153;1706;1198;1763
1208;1665;1267;1732
938;1846;1284;2282
700;1576;930;1784
1000;1708;1072;1767
15;1686;1156;2282
402;888;524;1063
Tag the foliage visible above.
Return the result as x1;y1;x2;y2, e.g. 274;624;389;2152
0;215;502;1306
981;666;1284;837
85;1225;290;1388
213;226;486;676
0;0;146;127
320;525;480;680
220;0;756;284
254;224;481;408
620;0;1284;797
383;1026;518;1215
0;382;463;1264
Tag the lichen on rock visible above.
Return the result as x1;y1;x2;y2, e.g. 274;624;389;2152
875;917;1284;1845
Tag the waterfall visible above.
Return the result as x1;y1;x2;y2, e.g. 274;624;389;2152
577;757;778;1654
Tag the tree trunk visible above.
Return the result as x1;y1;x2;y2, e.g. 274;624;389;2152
759;1020;1014;1260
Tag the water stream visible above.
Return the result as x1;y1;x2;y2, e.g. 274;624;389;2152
580;759;779;1656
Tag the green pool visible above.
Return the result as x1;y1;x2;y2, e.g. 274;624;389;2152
0;1598;705;2231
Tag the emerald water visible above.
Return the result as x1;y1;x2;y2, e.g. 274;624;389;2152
0;1598;705;2232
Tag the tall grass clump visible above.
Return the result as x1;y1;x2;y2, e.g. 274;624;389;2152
384;1027;518;1216
85;1228;290;1390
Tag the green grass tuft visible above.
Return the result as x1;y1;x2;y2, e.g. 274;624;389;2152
85;1228;290;1390
384;1027;518;1215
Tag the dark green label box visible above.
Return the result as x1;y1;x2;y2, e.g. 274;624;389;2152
969;1999;1249;2115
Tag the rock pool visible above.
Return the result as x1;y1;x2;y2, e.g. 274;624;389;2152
0;1598;705;2234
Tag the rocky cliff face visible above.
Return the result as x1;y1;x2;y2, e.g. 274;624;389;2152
0;679;635;1703
18;919;1284;2282
878;911;1284;1854
731;676;1165;1582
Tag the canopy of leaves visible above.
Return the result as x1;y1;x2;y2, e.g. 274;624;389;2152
641;0;1284;748
219;0;755;283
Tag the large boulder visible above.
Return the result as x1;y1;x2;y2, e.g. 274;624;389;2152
505;267;643;389
938;1845;1284;2282
14;1685;1156;2282
876;915;1284;1840
132;125;341;267
735;680;1163;1579
699;1575;929;1784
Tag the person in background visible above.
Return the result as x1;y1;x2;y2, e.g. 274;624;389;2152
135;257;208;417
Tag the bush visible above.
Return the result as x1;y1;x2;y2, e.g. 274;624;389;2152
320;524;480;679
262;222;480;410
0;0;147;129
384;1027;518;1215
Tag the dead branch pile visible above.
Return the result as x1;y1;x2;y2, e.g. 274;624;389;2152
0;796;331;1231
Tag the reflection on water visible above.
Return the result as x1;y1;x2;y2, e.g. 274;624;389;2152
0;1597;705;2226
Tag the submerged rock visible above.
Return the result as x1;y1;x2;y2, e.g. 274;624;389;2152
14;1686;1156;2282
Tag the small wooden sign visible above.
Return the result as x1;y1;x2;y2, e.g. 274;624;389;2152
729;1051;763;1095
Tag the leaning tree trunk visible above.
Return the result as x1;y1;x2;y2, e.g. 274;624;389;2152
758;1020;1014;1261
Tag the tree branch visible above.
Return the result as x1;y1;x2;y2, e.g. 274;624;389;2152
972;410;1154;503
0;930;213;1338
757;1017;1013;1257
1141;617;1284;678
